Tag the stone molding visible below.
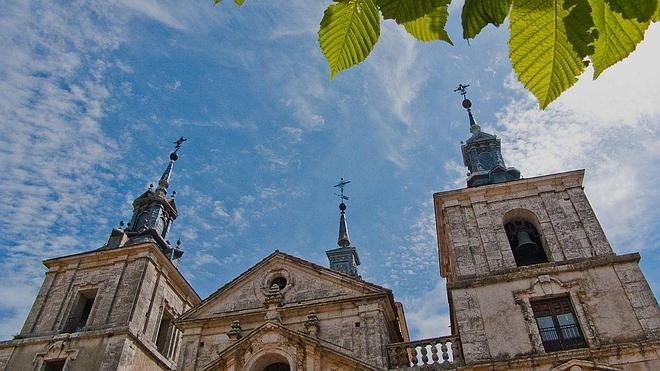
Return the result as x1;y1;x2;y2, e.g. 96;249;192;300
447;253;638;289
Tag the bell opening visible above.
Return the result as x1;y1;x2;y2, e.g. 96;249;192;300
505;220;548;266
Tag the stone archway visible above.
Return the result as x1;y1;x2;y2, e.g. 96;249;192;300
245;350;293;371
263;362;290;371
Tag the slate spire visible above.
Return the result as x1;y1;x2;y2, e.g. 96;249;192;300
326;178;361;277
454;84;521;188
104;138;187;263
337;202;350;248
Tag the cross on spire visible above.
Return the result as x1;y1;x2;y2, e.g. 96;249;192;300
333;177;351;204
454;83;470;99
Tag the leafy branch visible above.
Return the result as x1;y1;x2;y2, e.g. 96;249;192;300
216;0;659;109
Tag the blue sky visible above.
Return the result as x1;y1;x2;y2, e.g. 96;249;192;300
0;0;658;340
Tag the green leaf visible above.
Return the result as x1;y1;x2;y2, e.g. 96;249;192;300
563;0;597;59
604;0;656;22
653;2;660;21
509;0;585;108
403;3;453;43
461;0;512;39
234;0;245;5
319;0;381;79
378;0;444;23
590;0;650;78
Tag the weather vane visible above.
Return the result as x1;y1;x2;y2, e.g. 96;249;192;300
173;137;187;153
333;177;351;203
454;83;470;99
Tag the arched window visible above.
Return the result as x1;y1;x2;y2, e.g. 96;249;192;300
134;212;148;231
270;277;287;291
505;218;548;266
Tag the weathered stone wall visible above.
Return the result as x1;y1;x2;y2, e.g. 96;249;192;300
435;171;613;282
4;244;199;371
177;256;398;370
179;298;392;370
450;255;658;363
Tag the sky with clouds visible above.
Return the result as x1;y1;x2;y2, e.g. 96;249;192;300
0;0;658;341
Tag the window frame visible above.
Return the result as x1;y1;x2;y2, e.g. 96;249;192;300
530;296;587;352
63;289;98;333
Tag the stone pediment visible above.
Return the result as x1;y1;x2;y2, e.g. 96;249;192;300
202;321;381;371
179;251;390;321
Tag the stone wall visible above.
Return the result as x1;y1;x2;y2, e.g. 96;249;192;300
434;170;613;282
2;243;200;371
449;254;658;363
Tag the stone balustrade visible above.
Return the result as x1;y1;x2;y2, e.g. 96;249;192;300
387;335;462;369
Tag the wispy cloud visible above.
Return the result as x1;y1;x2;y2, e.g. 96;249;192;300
116;0;187;30
0;1;129;338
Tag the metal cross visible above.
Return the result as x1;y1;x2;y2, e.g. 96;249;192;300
333;177;351;202
454;83;470;99
173;137;187;152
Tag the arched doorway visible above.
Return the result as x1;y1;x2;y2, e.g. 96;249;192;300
246;351;292;371
263;363;290;371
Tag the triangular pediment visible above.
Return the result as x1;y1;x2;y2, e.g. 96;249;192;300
179;251;390;322
202;321;381;371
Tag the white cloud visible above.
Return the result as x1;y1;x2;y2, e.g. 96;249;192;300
116;0;187;30
401;279;451;339
0;1;129;339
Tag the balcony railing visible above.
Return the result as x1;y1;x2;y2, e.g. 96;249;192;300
387;335;462;369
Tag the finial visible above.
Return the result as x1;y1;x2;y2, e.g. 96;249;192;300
454;83;480;134
170;136;187;161
156;137;186;197
333;177;351;204
333;178;351;248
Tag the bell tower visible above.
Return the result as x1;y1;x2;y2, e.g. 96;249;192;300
0;139;200;371
432;86;660;369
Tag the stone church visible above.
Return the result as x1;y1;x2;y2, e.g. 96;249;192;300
1;94;658;371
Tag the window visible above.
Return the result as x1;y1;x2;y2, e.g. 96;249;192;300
43;359;66;371
531;296;586;352
270;277;287;291
505;219;548;266
63;290;97;333
155;311;177;359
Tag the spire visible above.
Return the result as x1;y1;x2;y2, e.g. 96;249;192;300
454;83;481;134
155;137;186;197
334;177;351;247
103;137;187;263
338;202;350;247
454;84;520;188
326;178;361;277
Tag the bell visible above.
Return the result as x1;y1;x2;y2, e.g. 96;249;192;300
515;230;539;258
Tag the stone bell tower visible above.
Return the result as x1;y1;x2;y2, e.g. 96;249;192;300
0;139;200;371
432;86;660;370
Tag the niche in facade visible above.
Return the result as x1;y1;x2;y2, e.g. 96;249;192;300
505;219;548;266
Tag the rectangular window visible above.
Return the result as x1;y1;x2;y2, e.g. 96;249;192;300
43;359;66;371
63;289;97;333
155;311;177;359
531;296;587;352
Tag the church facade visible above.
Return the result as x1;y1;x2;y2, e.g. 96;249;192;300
0;95;658;371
